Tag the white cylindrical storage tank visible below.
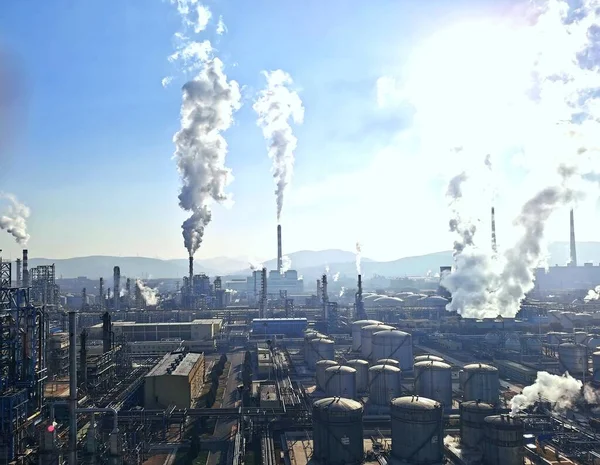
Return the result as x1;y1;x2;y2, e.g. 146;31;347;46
304;330;322;364
351;320;381;352
368;364;401;406
523;336;542;354
325;366;357;399
460;400;495;450
593;351;600;383
312;397;364;465
310;338;335;370
558;343;588;375
371;329;413;371
316;360;338;391
483;415;524;465
391;396;443;465
484;332;501;347
461;363;500;405
346;359;369;393
574;331;588;344
414;361;452;409
504;336;521;352
376;358;400;368
414;354;444;363
586;335;600;351
361;324;394;359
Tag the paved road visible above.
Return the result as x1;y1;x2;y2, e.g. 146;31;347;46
206;351;244;465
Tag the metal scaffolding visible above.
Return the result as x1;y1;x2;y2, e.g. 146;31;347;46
0;257;47;463
30;265;58;309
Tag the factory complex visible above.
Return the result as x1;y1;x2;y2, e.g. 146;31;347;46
5;214;600;465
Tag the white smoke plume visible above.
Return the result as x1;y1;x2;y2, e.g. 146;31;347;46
216;16;226;35
439;1;600;318
510;371;582;415
585;285;600;301
355;242;362;275
169;1;241;258
584;384;600;404
0;193;30;245
253;70;304;222
281;255;292;273
339;286;346;297
136;279;160;306
333;272;340;282
325;264;330;275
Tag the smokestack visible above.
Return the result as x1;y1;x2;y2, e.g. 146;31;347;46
491;206;497;254
15;258;21;287
277;224;283;273
99;278;104;310
188;256;194;294
102;312;112;354
260;267;267;318
113;266;121;312
68;310;78;465
322;274;328;320
80;329;87;388
22;249;29;287
569;209;577;267
126;278;131;309
355;274;366;320
316;279;322;305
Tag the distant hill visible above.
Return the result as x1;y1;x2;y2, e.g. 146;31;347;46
26;241;600;280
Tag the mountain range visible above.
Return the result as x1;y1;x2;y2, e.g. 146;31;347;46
26;241;600;281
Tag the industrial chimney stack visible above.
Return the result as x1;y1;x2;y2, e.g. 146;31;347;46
491;206;497;254
188;256;194;294
321;274;329;320
277;224;283;273
569;209;577;267
22;249;29;287
15;258;22;287
113;266;121;312
99;277;104;310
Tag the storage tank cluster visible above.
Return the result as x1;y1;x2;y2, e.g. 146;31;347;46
346;359;369;393
372;329;414;371
312;397;364;465
460;363;500;405
316;360;338;391
361;323;394;358
414;360;452;408
351;320;381;351
390;396;444;465
368;364;401;406
325;365;357;398
305;331;335;370
558;342;588;375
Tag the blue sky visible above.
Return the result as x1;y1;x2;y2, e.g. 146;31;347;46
0;0;595;263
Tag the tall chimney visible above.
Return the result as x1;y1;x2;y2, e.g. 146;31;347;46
491;206;497;254
569;209;577;267
22;249;29;287
260;267;267;318
113;266;121;311
277;224;283;273
99;277;104;310
16;258;22;287
322;274;328;320
188;256;194;294
316;279;322;305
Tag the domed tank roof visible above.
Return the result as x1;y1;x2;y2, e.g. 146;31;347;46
414;355;444;362
352;319;381;327
484;414;523;430
312;337;334;345
418;295;449;305
313;397;363;412
373;296;404;303
414;361;451;370
402;293;427;301
463;363;498;372
325;365;356;374
316;360;338;367
364;294;381;300
559;342;584;348
362;324;395;331
391;396;441;410
461;400;495;412
373;329;410;339
346;359;369;366
369;364;401;373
